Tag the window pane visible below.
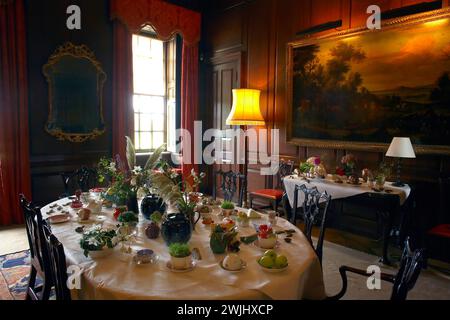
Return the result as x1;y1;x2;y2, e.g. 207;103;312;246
152;114;164;131
134;113;140;131
139;96;164;114
134;132;140;150
132;34;165;96
153;132;164;148
140;132;152;150
140;114;152;131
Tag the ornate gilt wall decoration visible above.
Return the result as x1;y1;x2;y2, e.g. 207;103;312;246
43;42;106;143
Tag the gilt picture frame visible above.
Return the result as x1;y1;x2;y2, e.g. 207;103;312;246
43;42;106;143
286;8;450;155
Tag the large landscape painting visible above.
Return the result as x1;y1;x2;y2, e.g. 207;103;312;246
287;10;450;154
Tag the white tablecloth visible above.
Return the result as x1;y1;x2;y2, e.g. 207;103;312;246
283;175;411;209
42;198;326;300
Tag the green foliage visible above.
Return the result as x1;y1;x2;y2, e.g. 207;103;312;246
79;226;117;257
168;242;191;258
375;161;392;179
118;211;139;223
299;162;314;173
221;201;235;210
150;211;162;223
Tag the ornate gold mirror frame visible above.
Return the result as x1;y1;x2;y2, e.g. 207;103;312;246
43;42;106;143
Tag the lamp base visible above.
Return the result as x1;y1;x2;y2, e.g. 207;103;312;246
392;181;405;187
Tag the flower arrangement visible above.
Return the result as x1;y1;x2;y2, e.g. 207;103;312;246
210;222;239;254
97;137;165;206
299;156;321;173
149;162;205;223
337;154;357;176
117;211;139;224
79;225;118;257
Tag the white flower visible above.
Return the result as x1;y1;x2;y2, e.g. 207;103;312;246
132;166;142;174
109;162;117;172
191;168;196;176
130;177;137;186
87;237;99;246
199;172;206;178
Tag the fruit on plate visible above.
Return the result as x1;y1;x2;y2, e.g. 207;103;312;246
275;255;288;268
258;250;288;269
264;250;277;261
258;255;275;268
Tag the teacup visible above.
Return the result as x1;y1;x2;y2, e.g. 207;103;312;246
87;200;102;214
171;254;192;270
77;208;91;221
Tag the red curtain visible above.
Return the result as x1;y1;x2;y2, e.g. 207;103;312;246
110;0;201;180
0;0;31;226
112;21;134;160
181;43;199;182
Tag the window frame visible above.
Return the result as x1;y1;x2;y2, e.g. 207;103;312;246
132;30;175;154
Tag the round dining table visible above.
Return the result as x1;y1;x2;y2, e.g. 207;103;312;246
41;196;326;300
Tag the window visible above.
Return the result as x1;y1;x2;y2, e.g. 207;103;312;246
132;32;177;152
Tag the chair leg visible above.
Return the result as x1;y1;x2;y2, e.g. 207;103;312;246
40;280;51;300
26;266;37;301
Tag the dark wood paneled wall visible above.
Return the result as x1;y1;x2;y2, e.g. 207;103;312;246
201;0;450;230
25;0;113;205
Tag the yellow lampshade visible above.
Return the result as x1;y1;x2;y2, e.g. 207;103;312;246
226;89;265;126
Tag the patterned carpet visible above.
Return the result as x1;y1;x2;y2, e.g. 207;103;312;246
0;250;33;300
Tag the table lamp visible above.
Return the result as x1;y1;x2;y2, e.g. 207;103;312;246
226;89;265;201
385;137;416;187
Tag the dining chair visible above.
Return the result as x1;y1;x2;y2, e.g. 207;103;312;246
249;160;294;215
60;166;98;197
42;224;72;300
212;170;247;207
329;237;426;300
426;176;450;263
19;194;53;300
292;184;332;264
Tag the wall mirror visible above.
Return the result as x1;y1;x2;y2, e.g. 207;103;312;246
43;42;106;143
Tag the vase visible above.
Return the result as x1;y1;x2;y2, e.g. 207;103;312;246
140;194;166;220
126;193;139;214
210;233;227;254
161;212;192;246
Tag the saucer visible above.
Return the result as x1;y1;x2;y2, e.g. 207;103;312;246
253;239;280;250
166;260;196;273
77;217;97;224
258;263;288;273
47;214;71;224
219;259;247;273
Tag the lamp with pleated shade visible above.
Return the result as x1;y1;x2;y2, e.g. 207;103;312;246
386;137;416;187
225;89;265;206
226;89;265;126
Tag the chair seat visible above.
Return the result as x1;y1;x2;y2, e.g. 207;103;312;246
428;224;450;239
250;189;283;200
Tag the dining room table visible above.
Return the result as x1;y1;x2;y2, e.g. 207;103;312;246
41;195;326;300
283;174;412;265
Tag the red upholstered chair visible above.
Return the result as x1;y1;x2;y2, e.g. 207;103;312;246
249;160;294;215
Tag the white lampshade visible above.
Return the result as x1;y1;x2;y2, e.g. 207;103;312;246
386;137;416;159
